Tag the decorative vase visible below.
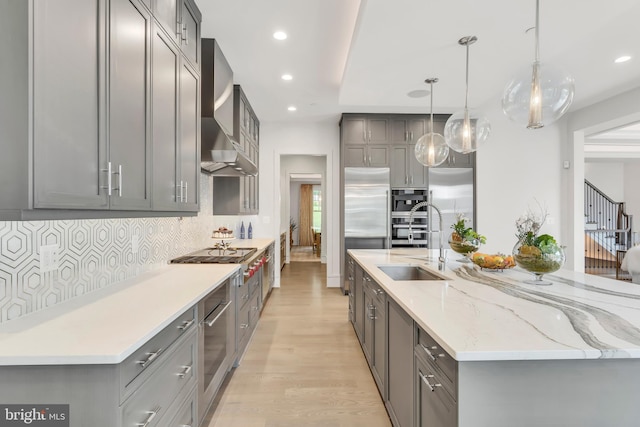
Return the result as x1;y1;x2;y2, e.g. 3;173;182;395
512;239;565;285
449;232;480;263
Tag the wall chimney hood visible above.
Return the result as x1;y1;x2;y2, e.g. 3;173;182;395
201;39;257;176
201;118;257;176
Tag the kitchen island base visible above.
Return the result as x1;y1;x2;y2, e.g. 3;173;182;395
457;358;640;427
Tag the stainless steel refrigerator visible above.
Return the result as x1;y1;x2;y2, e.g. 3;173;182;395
428;168;475;250
343;167;391;292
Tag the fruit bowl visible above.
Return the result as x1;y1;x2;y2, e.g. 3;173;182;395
471;253;516;271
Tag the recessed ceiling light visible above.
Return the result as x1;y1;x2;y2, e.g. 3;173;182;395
273;31;287;40
288;106;297;112
281;74;293;81
615;55;631;64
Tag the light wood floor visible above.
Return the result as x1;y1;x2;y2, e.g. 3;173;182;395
290;245;321;262
206;262;391;427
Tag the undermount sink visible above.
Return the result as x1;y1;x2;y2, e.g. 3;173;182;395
378;265;448;281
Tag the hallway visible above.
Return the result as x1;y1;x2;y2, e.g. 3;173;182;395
206;262;391;427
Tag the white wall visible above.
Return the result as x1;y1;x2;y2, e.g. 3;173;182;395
475;100;563;256
258;120;341;287
584;162;625;202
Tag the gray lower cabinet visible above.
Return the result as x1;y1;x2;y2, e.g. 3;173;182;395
0;307;198;427
352;263;365;342
0;0;201;220
415;353;457;427
386;297;414;427
363;278;386;395
234;267;262;366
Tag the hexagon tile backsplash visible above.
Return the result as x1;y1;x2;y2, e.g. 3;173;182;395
0;174;218;323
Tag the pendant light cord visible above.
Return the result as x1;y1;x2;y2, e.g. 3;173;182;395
429;80;434;133
534;0;540;63
464;43;470;109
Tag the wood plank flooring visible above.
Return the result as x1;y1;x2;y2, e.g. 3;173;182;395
206;261;391;427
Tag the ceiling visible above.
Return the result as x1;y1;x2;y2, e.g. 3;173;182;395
199;0;640;128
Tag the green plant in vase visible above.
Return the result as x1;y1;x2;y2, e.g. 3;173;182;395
513;205;565;285
449;213;486;262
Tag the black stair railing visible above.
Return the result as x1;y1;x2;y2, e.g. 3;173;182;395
584;179;632;277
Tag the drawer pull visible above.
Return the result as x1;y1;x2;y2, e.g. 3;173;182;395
137;349;162;368
204;301;232;327
177;364;192;379
420;343;444;362
374;288;385;296
136;406;160;427
177;318;195;331
419;370;442;392
240;323;249;329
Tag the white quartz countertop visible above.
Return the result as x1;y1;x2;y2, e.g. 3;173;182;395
0;264;240;366
349;248;640;362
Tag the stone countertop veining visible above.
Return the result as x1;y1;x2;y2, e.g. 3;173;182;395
349;248;640;362
0;264;241;366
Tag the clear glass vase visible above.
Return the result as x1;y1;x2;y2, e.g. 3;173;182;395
449;232;480;263
512;239;565;285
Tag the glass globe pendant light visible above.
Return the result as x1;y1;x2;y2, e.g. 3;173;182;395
444;36;491;154
502;0;575;129
415;78;449;167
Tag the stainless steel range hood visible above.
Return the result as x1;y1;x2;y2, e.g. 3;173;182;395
201;117;257;176
201;38;257;176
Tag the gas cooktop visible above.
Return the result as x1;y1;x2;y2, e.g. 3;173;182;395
170;247;257;264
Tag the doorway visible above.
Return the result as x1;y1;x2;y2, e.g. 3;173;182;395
290;174;322;263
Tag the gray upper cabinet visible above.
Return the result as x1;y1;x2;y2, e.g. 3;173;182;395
152;0;179;44
391;117;427;144
179;0;201;68
109;0;152;210
391;144;428;188
151;22;199;212
0;0;201;220
341;115;391;167
32;0;108;210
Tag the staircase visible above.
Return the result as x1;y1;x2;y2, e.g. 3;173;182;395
584;179;633;280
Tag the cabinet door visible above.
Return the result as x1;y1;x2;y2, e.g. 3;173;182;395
109;0;152;210
408;118;427;144
390;119;409;144
151;24;179;210
352;264;364;342
344;145;367;167
386;298;414;427
153;0;179;43
341;117;367;145
391;145;409;187
179;59;200;210
408;143;428;188
372;295;386;395
33;0;109;209
180;0;200;67
368;145;390;167
367;118;388;144
416;356;457;427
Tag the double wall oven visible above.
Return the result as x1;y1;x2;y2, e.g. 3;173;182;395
170;246;264;422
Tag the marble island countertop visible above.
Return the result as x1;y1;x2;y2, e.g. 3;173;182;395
349;248;640;362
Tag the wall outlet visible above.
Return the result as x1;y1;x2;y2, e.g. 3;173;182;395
40;244;59;272
131;235;139;254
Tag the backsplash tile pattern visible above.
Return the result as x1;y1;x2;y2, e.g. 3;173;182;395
0;174;218;323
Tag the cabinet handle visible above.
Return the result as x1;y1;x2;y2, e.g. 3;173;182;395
178;180;183;202
136;406;161;427
184;181;188;203
420;343;445;361
101;162;112;196
404;131;408;141
374;288;385;296
177;364;192;379
176;20;182;38
137;349;162;368
419;370;442;392
240;323;249;329
112;164;122;197
182;24;188;43
177;318;195;331
410;131;414;141
452;155;456;165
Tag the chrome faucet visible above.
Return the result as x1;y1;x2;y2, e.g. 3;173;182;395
408;201;447;271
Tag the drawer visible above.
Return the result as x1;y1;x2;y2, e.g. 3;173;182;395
121;306;197;396
165;388;197;427
237;297;252;344
416;325;457;396
237;280;250;308
248;291;261;327
121;330;197;427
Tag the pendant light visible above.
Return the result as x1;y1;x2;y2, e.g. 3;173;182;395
415;78;449;167
502;0;574;129
444;36;491;154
